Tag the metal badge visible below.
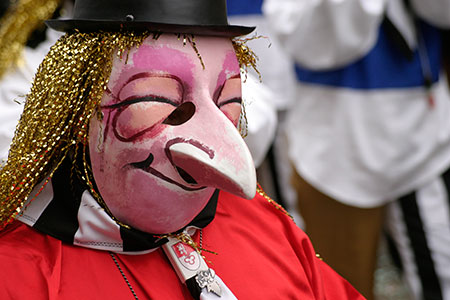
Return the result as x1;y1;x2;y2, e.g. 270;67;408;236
196;268;222;297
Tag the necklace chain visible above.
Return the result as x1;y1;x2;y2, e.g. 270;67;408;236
109;252;139;300
109;229;204;299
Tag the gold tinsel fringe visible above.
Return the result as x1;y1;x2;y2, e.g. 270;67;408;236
257;184;294;221
0;0;62;79
232;36;262;81
232;37;262;138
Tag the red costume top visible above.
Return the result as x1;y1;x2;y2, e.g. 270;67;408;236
0;191;364;299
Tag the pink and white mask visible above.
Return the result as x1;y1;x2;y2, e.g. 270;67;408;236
89;34;256;234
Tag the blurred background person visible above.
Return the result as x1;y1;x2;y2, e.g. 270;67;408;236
227;0;301;224
264;0;450;299
0;0;72;161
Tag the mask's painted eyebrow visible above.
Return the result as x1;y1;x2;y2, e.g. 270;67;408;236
214;74;241;103
115;72;184;101
102;96;179;109
218;97;242;108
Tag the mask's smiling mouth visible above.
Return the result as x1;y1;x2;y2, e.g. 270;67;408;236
129;153;205;191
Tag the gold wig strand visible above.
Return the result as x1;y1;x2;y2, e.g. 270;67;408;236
232;36;261;81
0;31;149;229
232;37;260;138
0;0;62;79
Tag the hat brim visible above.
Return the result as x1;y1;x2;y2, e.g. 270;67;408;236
45;19;255;37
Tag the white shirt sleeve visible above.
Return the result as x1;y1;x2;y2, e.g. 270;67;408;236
262;0;388;70
0;29;62;161
242;74;277;168
0;63;32;160
409;0;450;28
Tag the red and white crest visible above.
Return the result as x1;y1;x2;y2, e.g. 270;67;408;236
172;242;201;271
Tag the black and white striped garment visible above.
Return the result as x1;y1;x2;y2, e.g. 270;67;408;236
386;168;450;300
17;156;219;254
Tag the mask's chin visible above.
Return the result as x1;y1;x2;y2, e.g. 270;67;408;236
97;178;216;234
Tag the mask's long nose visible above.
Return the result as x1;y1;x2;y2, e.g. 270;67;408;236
167;111;256;200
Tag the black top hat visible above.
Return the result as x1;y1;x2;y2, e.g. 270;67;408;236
46;0;255;37
0;1;10;19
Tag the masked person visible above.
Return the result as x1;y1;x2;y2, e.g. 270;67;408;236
0;0;364;299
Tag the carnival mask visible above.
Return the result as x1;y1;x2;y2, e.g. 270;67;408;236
89;34;256;234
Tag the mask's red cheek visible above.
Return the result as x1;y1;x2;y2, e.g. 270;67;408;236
220;102;241;126
114;102;176;141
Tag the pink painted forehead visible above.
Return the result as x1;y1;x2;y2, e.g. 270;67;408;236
216;51;241;91
131;36;241;79
106;35;241;100
106;45;195;98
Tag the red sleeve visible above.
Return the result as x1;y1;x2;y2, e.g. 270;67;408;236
0;222;60;300
318;259;366;299
268;196;366;300
210;190;366;299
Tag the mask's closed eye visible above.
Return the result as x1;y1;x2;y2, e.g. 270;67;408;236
217;77;242;125
109;75;184;141
113;98;178;141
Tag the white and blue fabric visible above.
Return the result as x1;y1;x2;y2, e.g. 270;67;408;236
264;0;450;298
227;0;302;225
